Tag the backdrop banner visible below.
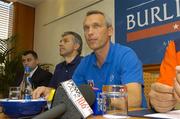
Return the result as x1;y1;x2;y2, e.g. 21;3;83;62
115;0;180;64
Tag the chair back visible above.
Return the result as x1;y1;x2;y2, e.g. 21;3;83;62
143;72;159;108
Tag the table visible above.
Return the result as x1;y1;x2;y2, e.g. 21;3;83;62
0;106;9;119
88;108;154;119
0;113;9;119
0;113;150;119
0;108;154;119
88;115;149;119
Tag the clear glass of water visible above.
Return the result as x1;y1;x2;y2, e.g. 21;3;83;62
9;87;21;100
101;85;128;118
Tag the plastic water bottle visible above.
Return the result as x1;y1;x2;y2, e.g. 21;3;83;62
23;66;32;100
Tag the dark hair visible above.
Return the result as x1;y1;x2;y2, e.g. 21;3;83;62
62;31;83;55
22;50;38;59
86;10;112;28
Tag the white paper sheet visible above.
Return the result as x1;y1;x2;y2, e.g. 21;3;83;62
103;114;129;119
144;110;180;119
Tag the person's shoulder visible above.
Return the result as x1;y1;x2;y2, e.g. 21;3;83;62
76;55;83;62
38;66;51;72
80;52;95;63
37;66;52;76
55;61;66;68
82;52;94;59
113;43;134;53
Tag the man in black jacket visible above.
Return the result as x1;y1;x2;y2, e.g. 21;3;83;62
15;50;52;89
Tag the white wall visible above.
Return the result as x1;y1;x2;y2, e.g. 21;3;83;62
34;0;114;72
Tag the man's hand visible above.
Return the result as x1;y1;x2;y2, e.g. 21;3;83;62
174;66;180;102
149;82;176;112
32;86;52;100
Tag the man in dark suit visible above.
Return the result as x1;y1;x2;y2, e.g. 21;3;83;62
15;50;52;89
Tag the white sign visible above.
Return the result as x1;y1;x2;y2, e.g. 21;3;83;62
61;80;93;118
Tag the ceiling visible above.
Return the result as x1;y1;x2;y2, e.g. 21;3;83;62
13;0;45;7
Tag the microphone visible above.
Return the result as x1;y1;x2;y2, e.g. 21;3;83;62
33;103;66;119
33;80;95;119
61;80;94;118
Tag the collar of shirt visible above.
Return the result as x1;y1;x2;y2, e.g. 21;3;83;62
63;55;82;66
29;66;38;78
92;42;114;67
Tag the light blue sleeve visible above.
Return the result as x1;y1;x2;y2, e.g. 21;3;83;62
120;48;147;108
120;48;144;85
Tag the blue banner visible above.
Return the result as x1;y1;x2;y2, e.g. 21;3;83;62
115;0;180;64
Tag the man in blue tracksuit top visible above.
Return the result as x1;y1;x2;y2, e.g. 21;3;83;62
72;10;147;108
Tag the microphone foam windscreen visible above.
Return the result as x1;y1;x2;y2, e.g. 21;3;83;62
78;85;95;106
51;84;95;119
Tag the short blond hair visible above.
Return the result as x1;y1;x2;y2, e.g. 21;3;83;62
86;10;112;28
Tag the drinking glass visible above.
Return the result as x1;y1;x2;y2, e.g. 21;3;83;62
9;87;21;100
101;85;128;118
